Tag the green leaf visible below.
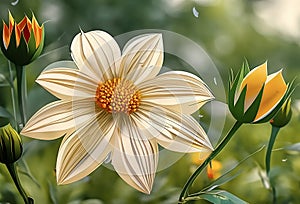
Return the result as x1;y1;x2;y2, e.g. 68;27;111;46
18;158;40;188
200;145;265;193
0;106;13;119
0;73;10;87
195;190;248;204
48;180;58;204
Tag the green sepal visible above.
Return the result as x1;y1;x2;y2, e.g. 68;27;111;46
0;123;23;164
243;84;264;123
231;85;247;121
271;98;292;127
31;26;44;62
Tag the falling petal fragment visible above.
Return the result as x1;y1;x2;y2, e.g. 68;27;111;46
11;0;19;6
192;7;199;18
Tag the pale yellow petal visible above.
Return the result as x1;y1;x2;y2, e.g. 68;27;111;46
111;116;158;194
71;30;121;81
36;68;98;100
139;71;214;114
134;102;214;152
120;34;163;84
239;62;267;110
57;112;115;184
21;101;76;140
254;70;287;121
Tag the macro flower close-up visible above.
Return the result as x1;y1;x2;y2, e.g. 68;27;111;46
20;30;214;194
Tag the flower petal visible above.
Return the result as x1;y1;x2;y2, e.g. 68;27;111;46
111;116;158;194
239;62;267;110
120;33;163;84
71;30;121;82
57;111;115;184
254;70;287;121
134;103;214;153
36;67;97;100
21;101;76;140
139;71;214;114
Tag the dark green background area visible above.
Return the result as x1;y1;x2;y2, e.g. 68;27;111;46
0;0;299;203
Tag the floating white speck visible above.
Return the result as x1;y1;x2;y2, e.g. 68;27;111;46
282;158;287;162
11;0;19;6
213;77;217;85
192;7;199;18
198;114;204;118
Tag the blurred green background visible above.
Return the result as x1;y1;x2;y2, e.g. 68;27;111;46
0;0;300;203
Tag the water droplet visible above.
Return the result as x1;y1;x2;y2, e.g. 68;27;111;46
213;77;217;85
11;0;19;6
192;7;199;18
282;158;287;162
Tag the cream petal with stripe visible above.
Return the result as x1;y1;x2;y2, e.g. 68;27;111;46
111;116;158;194
134;102;213;152
36;68;98;101
21;101;75;140
120;34;163;85
57;112;115;184
71;31;121;82
139;71;214;114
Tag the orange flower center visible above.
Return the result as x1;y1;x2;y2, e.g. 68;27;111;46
95;78;141;114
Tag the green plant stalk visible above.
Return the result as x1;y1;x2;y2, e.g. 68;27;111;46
8;62;18;131
178;121;243;203
265;126;280;204
265;126;280;174
6;163;32;204
15;65;27;128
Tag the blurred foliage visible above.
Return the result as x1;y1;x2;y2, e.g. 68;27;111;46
0;0;299;203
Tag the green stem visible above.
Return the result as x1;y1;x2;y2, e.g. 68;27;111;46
6;163;32;204
265;126;280;204
15;65;27;129
178;121;243;203
8;62;18;131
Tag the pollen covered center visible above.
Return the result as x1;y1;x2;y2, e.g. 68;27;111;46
95;78;141;114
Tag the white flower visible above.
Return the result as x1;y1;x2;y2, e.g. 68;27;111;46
21;30;214;193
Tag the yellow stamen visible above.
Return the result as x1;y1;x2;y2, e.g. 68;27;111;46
95;78;141;114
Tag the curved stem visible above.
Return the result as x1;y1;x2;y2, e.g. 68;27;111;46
178;121;243;203
265;126;280;204
6;163;32;204
15;65;27;129
265;126;280;174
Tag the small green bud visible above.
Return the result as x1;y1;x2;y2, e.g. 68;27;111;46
270;98;292;128
0;123;23;164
